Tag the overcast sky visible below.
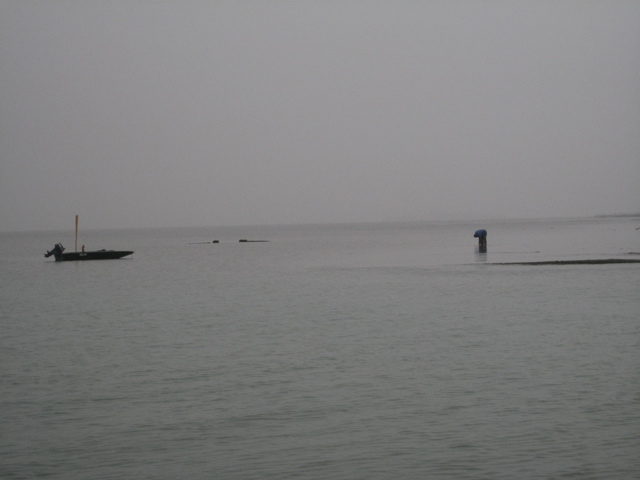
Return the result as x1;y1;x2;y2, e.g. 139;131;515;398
1;1;639;231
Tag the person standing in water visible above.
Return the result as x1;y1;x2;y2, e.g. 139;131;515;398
474;229;487;252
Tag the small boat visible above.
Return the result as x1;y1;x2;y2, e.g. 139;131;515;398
45;243;133;261
44;215;133;261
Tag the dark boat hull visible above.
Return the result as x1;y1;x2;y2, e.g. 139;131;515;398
55;250;133;261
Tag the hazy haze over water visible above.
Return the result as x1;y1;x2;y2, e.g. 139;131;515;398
1;1;639;231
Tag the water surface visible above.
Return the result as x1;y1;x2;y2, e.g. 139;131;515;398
2;217;639;479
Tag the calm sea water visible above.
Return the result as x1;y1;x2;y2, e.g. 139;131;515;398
2;217;639;479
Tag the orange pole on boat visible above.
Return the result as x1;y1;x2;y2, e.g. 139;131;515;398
75;215;79;252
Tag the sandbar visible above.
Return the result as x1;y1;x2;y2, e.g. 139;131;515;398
492;259;640;266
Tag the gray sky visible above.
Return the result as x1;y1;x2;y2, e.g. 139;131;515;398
2;1;639;231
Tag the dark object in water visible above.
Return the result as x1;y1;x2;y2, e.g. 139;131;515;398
45;243;133;261
473;229;487;240
474;229;487;252
239;239;269;242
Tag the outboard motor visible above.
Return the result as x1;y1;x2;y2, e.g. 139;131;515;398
45;243;65;258
473;229;487;252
